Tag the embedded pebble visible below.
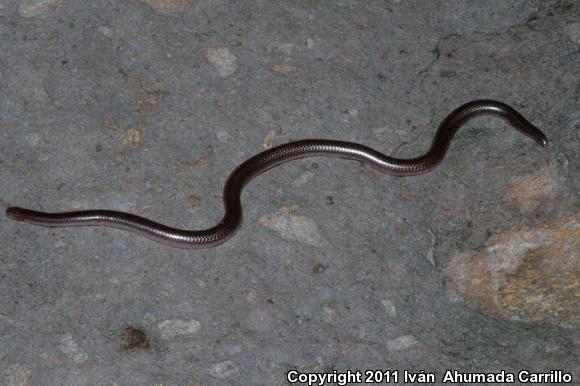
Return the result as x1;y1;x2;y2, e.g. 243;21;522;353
312;262;327;274
345;108;358;117
270;65;298;74
119;126;144;151
387;335;418;351
59;333;88;363
158;319;201;339
19;0;64;17
25;133;42;147
246;289;277;306
563;22;580;46
291;171;315;187
208;360;240;379
259;207;326;247
121;326;150;351
138;0;192;14
98;26;113;37
104;119;119;131
262;129;277;149
205;48;237;78
381;299;397;318
321;304;338;323
270;43;296;56
186;194;202;210
147;180;163;193
425;229;436;266
216;130;233;143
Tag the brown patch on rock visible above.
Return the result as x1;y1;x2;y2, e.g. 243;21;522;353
380;49;389;61
258;214;271;226
193;153;212;170
147;180;163;193
444;214;580;329
136;88;169;116
270;65;297;74
46;355;60;367
104;119;119;131
119;72;168;123
393;223;410;236
187;194;202;209
121;326;150;351
356;20;367;30
124;77;168;120
396;187;409;201
312;262;327;274
502;167;560;213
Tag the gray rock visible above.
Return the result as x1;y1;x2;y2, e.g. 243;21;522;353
1;0;578;384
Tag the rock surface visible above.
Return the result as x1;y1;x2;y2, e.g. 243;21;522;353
0;0;578;384
445;215;579;329
135;0;192;15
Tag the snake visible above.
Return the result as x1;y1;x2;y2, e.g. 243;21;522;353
5;100;548;249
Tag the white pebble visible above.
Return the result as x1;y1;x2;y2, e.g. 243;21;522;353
59;333;88;363
205;47;238;78
209;360;240;379
158;319;201;339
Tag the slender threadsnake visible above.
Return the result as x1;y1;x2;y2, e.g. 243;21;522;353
6;100;548;249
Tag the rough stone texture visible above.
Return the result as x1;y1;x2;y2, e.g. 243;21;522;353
134;0;192;15
157;318;201;339
502;166;561;213
18;0;64;17
205;47;238;78
445;215;579;329
259;205;327;248
0;0;578;384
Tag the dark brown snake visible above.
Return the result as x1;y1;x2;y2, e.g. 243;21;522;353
6;100;548;249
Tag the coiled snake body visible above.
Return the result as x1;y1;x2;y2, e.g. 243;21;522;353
6;100;548;249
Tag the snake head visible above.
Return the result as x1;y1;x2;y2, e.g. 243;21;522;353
6;207;24;221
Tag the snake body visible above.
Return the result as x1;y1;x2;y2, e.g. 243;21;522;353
6;100;548;249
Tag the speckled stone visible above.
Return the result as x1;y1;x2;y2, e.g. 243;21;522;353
445;215;579;329
0;0;578;384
